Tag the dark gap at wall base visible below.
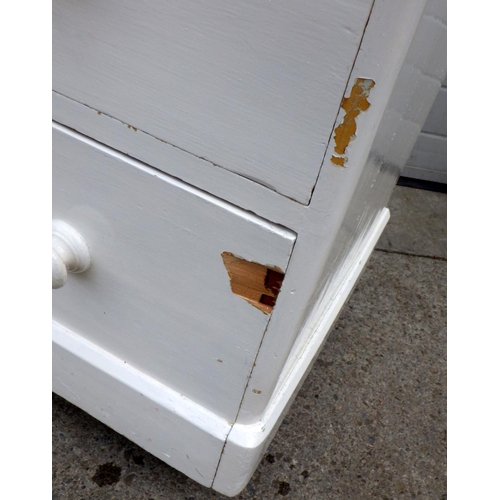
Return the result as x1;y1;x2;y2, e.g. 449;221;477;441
397;176;447;194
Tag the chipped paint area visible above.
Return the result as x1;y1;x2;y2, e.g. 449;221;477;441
331;78;375;167
330;155;346;167
221;252;285;314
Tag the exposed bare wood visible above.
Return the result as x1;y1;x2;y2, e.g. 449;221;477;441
221;252;285;314
331;78;375;167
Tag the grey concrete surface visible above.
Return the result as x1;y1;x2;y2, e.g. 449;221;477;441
376;186;447;259
53;185;447;499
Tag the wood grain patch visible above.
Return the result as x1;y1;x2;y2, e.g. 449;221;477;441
331;78;375;167
221;252;285;314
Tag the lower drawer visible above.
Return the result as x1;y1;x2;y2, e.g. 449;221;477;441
52;123;296;423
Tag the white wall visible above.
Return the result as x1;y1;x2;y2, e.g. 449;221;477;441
402;75;447;183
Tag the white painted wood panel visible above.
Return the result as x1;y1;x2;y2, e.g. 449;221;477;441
51;91;304;231
52;0;374;204
232;0;443;425
53;321;229;486
213;209;390;496
52;123;296;423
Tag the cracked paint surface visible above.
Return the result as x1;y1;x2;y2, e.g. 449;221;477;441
331;78;375;167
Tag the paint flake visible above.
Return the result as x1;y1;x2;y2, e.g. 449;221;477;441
331;78;375;167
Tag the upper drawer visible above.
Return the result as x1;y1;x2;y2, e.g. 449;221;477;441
53;0;373;204
53;123;296;422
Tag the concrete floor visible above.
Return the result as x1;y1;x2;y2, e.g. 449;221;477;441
52;185;447;500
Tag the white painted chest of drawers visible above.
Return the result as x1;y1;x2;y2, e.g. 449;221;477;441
52;0;446;495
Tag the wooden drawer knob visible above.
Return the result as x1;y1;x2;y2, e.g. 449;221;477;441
52;220;91;289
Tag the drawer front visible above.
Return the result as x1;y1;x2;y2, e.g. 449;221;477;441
52;123;296;421
53;0;373;204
